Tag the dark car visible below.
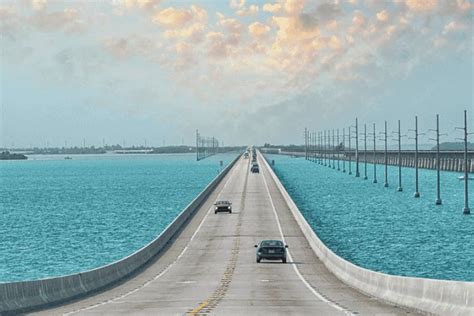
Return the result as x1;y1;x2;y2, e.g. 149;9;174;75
251;163;259;173
214;200;232;214
254;240;288;263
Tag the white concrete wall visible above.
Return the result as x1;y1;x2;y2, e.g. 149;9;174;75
260;152;474;316
0;155;241;314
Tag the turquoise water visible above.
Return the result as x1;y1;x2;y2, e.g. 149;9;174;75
0;153;237;282
265;154;474;281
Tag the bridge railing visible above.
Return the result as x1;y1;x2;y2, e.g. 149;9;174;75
260;151;474;315
0;154;241;314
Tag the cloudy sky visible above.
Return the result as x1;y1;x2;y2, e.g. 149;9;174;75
1;0;472;148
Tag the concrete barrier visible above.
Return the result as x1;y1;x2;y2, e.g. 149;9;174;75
0;154;242;314
260;152;474;316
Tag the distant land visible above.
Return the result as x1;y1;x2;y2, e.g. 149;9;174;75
0;145;246;155
0;151;27;160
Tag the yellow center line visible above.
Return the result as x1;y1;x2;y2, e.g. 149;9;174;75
188;300;209;315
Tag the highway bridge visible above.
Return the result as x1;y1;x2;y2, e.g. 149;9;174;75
2;151;472;315
25;153;417;315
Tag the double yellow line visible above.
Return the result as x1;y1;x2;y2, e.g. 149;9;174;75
187;300;209;315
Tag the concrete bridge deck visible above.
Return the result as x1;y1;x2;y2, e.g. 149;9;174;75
34;154;418;315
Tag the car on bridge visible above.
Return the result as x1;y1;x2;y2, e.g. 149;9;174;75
214;200;232;214
255;240;288;263
251;163;259;173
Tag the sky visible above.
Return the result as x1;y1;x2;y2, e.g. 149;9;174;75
0;0;473;148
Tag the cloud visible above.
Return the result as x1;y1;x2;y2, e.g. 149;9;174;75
206;31;228;58
229;0;246;10
236;4;259;16
103;35;154;60
376;10;389;22
164;22;206;42
29;8;86;33
159;6;207;41
262;3;281;13
3;0;471;139
284;0;306;15
0;5;22;39
32;0;47;11
442;21;468;34
248;22;271;38
153;7;193;28
124;0;161;8
405;0;438;12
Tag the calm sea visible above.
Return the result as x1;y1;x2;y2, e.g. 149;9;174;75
0;153;237;282
266;154;474;281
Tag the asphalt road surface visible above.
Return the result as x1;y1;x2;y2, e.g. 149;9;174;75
34;154;419;315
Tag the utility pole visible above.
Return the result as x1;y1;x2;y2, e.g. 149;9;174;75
318;131;322;164
456;110;471;215
348;126;352;175
337;129;340;171
372;123;377;183
363;124;368;180
392;120;404;192
196;129;199;161
342;128;346;173
324;130;327;166
332;129;336;169
328;130;331;168
409;116;423;198
383;121;388;187
305;128;308;160
429;115;443;205
355;118;360;177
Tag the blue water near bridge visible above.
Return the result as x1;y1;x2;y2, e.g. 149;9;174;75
0;153;237;282
265;154;474;281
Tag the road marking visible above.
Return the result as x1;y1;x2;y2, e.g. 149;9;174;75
187;159;249;315
176;281;196;284
260;158;354;316
63;158;242;315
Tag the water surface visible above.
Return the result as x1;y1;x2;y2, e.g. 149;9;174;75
0;153;237;282
266;154;473;281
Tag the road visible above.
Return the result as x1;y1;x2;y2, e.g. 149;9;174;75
34;154;418;315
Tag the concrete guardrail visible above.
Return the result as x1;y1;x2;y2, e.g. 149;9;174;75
0;154;241;314
260;152;474;316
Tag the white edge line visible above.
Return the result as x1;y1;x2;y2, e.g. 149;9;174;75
64;157;242;315
259;154;354;316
